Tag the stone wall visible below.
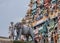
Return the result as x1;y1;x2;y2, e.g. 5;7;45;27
0;38;13;43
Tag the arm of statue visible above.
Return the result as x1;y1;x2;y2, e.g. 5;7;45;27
19;29;22;40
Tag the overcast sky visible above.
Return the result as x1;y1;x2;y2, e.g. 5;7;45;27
0;0;29;37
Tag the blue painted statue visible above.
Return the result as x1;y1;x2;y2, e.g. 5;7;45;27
14;22;35;43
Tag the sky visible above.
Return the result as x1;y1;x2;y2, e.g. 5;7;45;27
0;0;30;37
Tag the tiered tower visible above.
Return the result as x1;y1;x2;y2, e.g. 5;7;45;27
21;0;60;33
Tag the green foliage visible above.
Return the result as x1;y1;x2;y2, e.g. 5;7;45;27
13;40;32;43
13;41;24;43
